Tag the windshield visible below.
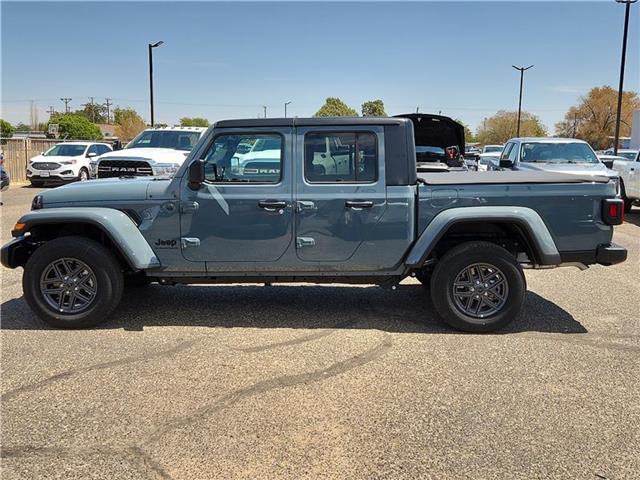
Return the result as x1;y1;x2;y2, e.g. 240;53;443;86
127;131;201;151
484;146;503;153
416;146;445;162
520;142;599;164
619;151;638;161
44;144;87;157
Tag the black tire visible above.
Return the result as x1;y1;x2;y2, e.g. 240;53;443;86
430;241;526;333
78;168;89;182
23;236;124;329
30;181;44;188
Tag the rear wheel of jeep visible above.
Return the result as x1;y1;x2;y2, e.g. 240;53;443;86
23;236;124;329
430;241;526;333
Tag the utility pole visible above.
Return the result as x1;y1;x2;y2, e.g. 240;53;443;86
284;101;292;118
104;98;112;124
416;107;419;113
88;97;96;122
573;113;578;138
148;40;164;126
263;105;267;118
613;0;637;155
46;106;55;117
60;97;72;113
512;64;534;137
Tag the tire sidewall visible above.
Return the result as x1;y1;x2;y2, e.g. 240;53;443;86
431;244;525;332
23;238;122;328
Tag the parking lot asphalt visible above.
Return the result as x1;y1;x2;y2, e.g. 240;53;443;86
1;184;639;480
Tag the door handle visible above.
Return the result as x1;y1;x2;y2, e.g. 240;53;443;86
345;200;374;209
258;200;287;212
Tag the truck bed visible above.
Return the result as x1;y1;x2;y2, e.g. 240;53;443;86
418;170;611;185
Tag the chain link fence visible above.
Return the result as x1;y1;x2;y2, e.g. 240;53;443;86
1;137;69;182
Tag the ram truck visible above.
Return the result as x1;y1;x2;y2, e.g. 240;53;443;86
1;117;627;332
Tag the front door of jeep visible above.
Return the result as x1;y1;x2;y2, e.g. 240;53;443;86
179;128;293;270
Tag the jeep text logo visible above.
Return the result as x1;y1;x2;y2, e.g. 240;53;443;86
155;239;177;248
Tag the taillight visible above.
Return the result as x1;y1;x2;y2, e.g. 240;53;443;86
602;198;624;225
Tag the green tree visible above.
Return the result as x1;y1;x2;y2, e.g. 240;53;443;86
555;86;640;149
455;118;476;143
1;119;16;138
75;103;107;124
15;122;31;132
314;97;358;117
43;114;102;140
180;117;209;127
361;99;387;117
113;108;146;140
476;110;547;145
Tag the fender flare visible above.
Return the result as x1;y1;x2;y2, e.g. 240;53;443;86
11;207;160;270
405;206;561;267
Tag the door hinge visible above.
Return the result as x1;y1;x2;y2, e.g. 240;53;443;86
296;237;316;249
180;237;201;249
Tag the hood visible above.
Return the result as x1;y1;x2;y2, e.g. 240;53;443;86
394;113;465;151
517;161;618;178
98;147;190;165
30;154;82;162
40;177;158;205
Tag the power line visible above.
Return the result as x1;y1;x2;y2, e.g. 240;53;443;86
60;97;72;113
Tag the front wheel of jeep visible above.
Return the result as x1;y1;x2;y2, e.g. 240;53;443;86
430;241;526;333
23;236;124;329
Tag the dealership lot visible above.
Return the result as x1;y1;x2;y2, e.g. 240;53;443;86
1;186;639;479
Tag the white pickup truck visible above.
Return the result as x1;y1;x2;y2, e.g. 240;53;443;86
610;150;640;212
93;126;206;179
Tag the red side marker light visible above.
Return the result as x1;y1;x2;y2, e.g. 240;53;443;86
609;203;618;218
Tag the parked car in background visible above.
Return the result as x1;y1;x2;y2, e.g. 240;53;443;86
395;114;468;171
95;126;206;179
477;152;501;171
498;138;619;188
597;154;626;169
27;142;112;187
1;156;9;193
482;144;504;154
604;148;638;161
609;150;640;212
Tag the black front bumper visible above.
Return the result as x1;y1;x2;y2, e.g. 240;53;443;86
1;237;29;269
561;242;628;266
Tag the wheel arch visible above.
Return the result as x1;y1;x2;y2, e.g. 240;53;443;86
6;208;160;271
406;206;561;268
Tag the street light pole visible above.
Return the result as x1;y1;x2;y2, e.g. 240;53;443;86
512;64;534;137
284;101;292;118
613;0;637;155
148;41;164;127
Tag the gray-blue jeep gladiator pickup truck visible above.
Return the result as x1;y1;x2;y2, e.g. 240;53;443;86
1;116;627;332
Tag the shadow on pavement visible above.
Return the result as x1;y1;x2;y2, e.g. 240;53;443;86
1;284;586;334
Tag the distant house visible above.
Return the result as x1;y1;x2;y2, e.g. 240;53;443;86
96;124;117;139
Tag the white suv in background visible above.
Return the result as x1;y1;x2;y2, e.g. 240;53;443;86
94;126;206;179
28;142;112;187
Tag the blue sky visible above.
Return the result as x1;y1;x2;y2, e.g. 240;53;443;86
1;1;638;131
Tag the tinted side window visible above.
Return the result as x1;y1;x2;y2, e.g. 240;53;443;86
97;144;111;154
202;133;282;183
304;132;377;183
87;145;99;155
500;143;513;160
508;143;519;162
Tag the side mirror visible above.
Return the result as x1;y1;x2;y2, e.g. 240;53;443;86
188;159;205;190
87;152;97;158
499;159;514;169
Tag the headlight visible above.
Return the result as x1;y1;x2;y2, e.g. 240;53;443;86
31;195;43;210
60;159;77;165
151;163;180;177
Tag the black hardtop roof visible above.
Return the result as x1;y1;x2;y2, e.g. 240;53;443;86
214;117;409;128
